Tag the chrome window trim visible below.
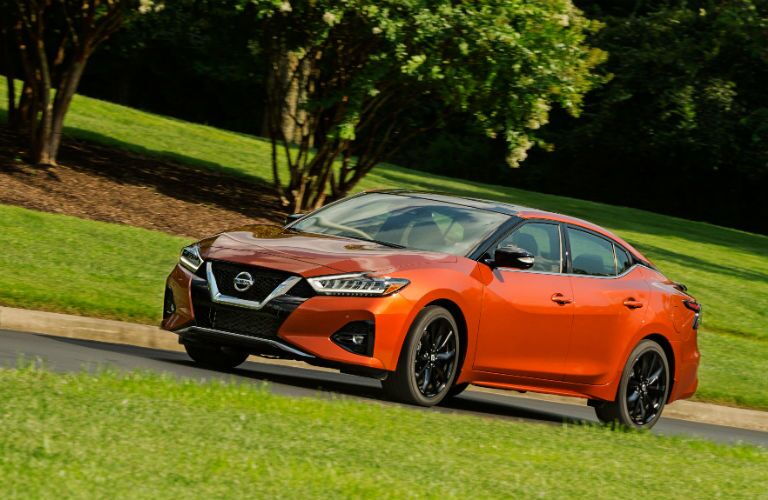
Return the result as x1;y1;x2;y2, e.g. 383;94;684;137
176;326;314;358
497;262;645;279
487;218;650;280
205;261;301;310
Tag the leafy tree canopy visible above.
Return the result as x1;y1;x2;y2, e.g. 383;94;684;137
252;0;606;210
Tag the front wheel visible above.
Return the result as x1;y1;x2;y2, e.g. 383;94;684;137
184;341;249;370
594;339;670;429
382;306;461;406
445;382;469;399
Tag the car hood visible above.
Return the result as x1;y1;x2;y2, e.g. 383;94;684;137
203;224;457;276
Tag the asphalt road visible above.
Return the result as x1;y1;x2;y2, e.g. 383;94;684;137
2;329;766;447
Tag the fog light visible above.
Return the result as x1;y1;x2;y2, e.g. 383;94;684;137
331;321;374;356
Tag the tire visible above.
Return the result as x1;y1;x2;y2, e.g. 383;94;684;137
445;382;469;399
184;341;249;370
381;305;461;406
594;339;670;429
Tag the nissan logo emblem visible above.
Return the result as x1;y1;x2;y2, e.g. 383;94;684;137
233;271;255;292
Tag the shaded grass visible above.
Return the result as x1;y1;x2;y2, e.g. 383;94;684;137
0;367;765;498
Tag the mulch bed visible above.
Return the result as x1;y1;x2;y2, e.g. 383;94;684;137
0;127;286;239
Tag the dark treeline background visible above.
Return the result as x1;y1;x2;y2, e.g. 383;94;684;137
72;0;767;233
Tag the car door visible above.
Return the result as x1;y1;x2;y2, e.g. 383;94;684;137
563;226;650;385
473;221;574;380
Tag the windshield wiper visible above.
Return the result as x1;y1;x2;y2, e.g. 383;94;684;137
367;239;405;249
285;227;404;248
345;235;405;249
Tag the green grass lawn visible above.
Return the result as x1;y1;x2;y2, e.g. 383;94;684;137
0;205;185;324
0;88;766;408
0;367;765;498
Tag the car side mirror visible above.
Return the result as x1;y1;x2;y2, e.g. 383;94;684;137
493;245;535;270
284;213;304;226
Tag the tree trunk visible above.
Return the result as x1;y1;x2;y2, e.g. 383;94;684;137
17;81;33;132
47;57;87;162
30;32;54;165
1;23;17;126
278;50;311;145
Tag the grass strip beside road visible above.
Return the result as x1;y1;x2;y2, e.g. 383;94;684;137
0;367;766;498
0;204;186;324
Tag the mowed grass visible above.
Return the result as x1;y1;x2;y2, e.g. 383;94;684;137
0;88;767;408
0;205;186;323
0;367;765;498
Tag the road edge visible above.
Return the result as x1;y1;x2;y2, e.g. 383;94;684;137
1;305;766;433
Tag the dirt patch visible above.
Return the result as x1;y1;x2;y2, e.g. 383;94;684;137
0;127;286;238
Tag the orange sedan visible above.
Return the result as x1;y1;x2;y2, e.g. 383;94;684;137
162;191;700;429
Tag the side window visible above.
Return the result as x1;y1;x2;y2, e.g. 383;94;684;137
567;228;616;276
496;222;562;273
615;245;632;274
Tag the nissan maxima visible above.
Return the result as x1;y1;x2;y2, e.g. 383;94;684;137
162;190;701;429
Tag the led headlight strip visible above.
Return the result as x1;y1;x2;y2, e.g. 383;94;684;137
307;273;409;297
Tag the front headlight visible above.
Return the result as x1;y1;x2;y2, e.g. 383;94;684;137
179;244;203;273
307;273;409;297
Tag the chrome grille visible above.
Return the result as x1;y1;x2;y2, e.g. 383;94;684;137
210;261;293;302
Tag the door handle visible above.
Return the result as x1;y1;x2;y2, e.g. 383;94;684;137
551;293;572;305
623;298;644;309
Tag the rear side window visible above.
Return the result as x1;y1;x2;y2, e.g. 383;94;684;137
568;228;616;276
615;245;632;274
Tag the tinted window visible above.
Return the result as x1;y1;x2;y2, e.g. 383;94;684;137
568;228;616;276
291;193;509;256
615;245;632;274
497;222;562;273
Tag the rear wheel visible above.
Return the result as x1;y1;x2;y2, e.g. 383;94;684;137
184;341;249;370
382;306;460;406
594;340;670;429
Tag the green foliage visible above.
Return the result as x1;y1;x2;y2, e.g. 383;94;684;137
526;0;768;232
586;0;768;170
80;0;263;134
254;0;607;209
1;368;766;497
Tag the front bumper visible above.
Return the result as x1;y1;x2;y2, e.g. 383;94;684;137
175;325;315;359
162;263;414;372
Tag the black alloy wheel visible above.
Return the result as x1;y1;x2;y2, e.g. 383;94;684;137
594;340;670;429
382;305;461;406
413;316;458;398
626;349;668;425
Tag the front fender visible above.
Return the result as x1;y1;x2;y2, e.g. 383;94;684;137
382;265;484;371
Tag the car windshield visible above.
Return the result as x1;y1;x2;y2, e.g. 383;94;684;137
290;193;510;256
